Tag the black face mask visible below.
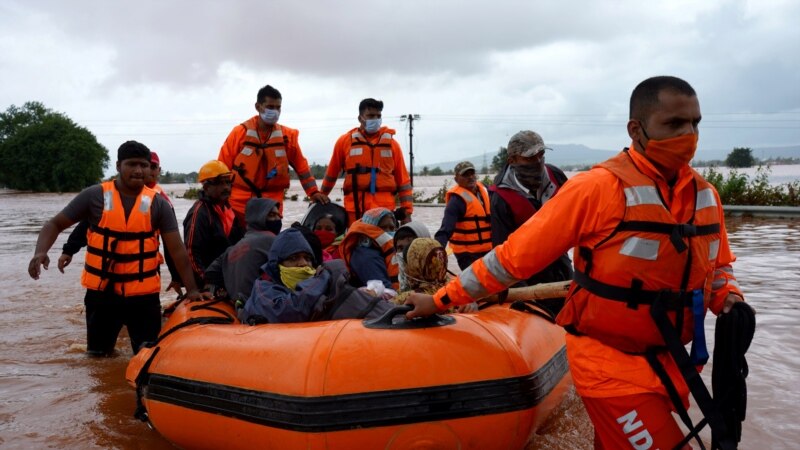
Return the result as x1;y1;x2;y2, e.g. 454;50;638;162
511;164;543;191
265;220;282;235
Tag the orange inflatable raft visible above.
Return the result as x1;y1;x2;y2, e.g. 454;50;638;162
127;298;571;450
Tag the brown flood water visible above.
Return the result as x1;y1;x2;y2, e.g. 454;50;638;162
1;184;797;449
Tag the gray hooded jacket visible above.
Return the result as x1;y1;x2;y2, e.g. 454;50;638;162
205;197;280;303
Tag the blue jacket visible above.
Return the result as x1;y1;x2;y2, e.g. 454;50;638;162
241;228;325;324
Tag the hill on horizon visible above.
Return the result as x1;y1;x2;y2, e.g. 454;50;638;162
417;144;800;172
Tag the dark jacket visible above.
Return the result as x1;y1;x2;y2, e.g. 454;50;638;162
183;192;245;287
205;197;280;303
240;228;318;324
489;163;573;286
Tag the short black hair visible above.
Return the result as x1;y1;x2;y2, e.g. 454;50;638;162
117;140;150;162
629;76;696;121
257;85;282;103
359;98;384;114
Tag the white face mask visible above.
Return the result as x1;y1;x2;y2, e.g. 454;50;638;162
364;118;382;134
260;108;280;125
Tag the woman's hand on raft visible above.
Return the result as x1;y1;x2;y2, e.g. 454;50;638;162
403;293;440;319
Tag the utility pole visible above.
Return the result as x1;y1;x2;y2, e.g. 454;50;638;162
400;114;420;186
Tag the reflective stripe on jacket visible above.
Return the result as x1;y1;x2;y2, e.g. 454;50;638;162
340;221;399;289
81;181;160;296
556;150;721;353
445;183;492;254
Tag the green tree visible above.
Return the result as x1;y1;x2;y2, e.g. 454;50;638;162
429;166;444;176
0;102;109;191
491;146;508;172
420;166;430;176
725;147;755;168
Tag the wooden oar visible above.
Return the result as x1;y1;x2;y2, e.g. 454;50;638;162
480;280;572;303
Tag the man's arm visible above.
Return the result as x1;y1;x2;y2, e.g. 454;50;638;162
217;124;245;170
320;136;344;196
392;140;414;218
709;187;746;315
434;195;466;248
162;230;206;300
58;219;90;273
286;129;326;203
29;213;76;279
183;203;209;286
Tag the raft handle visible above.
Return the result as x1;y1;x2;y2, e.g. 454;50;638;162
363;305;455;330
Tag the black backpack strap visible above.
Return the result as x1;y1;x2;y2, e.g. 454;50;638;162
649;296;738;450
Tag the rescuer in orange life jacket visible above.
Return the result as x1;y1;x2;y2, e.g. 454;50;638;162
404;76;748;450
218;84;329;223
28;141;208;356
320;98;413;226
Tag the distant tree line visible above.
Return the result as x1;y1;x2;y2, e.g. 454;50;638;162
0;102;108;192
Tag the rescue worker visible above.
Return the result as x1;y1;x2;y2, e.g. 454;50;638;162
205;197;282;308
320;98;413;225
28;141;207;356
404;76;747;450
183;160;245;289
339;207;399;290
490;131;572;286
218;84;328;223
434;161;492;270
57;151;183;295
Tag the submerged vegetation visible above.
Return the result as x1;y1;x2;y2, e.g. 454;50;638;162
703;165;799;206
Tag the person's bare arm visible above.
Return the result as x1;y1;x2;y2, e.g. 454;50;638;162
29;213;75;279
161;230;209;301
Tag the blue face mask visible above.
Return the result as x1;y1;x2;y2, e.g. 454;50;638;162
385;230;396;238
260;108;280;125
364;118;382;134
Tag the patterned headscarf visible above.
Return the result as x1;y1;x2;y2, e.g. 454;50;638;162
394;238;449;304
359;207;395;227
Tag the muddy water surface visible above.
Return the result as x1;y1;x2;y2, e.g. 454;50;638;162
1;182;797;449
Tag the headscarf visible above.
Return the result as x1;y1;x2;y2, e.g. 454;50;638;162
393;238;449;304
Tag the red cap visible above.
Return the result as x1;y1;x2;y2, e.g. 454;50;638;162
150;151;160;165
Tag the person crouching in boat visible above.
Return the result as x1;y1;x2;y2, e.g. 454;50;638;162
339;207;399;292
240;228;323;324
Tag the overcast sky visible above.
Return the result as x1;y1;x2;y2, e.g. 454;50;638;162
2;0;798;174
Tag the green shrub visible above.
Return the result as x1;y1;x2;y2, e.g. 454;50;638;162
702;165;800;206
181;187;201;200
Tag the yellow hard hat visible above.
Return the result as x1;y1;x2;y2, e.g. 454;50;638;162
198;160;232;183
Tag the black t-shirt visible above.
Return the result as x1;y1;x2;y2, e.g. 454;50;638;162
61;184;178;233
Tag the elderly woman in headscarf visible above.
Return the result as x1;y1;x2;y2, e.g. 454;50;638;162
339;207;399;290
392;221;431;292
394;238;478;313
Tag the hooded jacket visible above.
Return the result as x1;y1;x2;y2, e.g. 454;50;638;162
241;228;326;324
205;197;280;303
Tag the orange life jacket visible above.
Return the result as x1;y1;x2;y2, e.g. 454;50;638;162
81;181;161;296
342;129;398;196
557;151;721;353
340;221;399;289
230;118;291;197
445;183;492;254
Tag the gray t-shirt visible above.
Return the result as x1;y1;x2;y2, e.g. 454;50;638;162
61;184;178;233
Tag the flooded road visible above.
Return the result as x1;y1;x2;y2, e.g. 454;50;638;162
1;182;798;449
